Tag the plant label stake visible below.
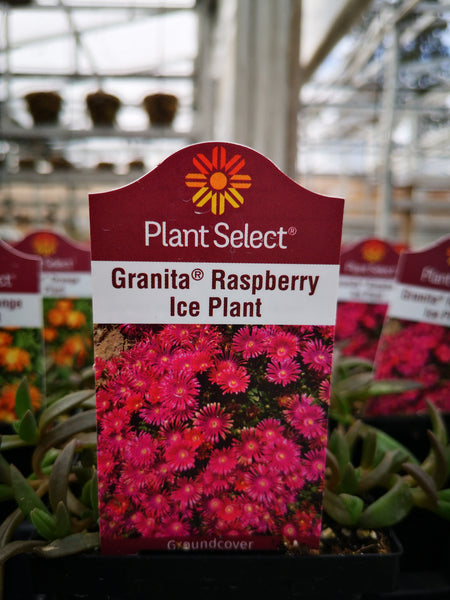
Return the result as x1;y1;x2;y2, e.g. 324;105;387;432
13;230;93;396
367;235;450;416
89;142;344;554
335;238;402;361
0;240;44;423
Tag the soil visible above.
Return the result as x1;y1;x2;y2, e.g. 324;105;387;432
319;515;393;555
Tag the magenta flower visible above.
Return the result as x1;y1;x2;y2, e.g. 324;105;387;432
215;365;250;394
265;330;299;360
301;339;332;375
193;402;233;443
266;358;301;386
232;325;266;359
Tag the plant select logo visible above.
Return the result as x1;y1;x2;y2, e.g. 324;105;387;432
185;145;252;215
361;239;387;263
31;232;58;256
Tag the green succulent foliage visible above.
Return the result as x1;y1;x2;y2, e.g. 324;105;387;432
0;379;99;577
324;400;450;528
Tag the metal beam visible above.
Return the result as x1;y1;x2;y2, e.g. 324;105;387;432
299;0;374;83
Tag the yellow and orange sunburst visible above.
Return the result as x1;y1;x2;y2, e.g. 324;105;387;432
361;240;386;263
31;232;58;256
185;146;252;215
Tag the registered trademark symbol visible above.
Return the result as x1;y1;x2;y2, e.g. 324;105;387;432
288;227;297;236
191;268;204;281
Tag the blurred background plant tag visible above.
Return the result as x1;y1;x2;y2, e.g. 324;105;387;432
13;230;93;399
367;235;450;416
0;240;44;423
335;238;403;361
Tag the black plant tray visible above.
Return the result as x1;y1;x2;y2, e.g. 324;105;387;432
3;531;403;600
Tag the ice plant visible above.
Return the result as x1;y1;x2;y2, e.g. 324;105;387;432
95;323;333;550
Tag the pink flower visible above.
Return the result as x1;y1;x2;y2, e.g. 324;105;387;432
130;511;157;537
165;441;197;472
244;464;281;505
301;339;333;375
303;448;326;482
263;438;300;474
215;365;250;394
124;432;158;467
265;330;299;360
161;370;200;412
256;418;285;445
171;477;202;510
207;447;238;475
266;358;301;386
232;325;266;359
233;428;263;464
284;395;326;439
193;402;233;443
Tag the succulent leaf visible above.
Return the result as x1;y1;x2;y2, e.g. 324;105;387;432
0;539;46;566
358;477;414;528
402;462;439;508
14;378;33;421
34;531;100;558
323;488;363;526
38;389;95;435
328;428;350;474
0;484;14;501
49;439;76;513
17;410;39;444
358;449;410;493
10;465;48;518
339;463;360;495
30;507;57;541
361;429;377;469
54;501;72;538
32;409;97;477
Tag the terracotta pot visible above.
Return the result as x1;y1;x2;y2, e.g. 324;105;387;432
86;91;121;127
142;93;178;126
24;91;62;125
50;155;73;171
128;159;145;171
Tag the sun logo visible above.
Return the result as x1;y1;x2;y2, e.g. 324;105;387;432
185;146;252;215
31;233;58;256
361;240;386;263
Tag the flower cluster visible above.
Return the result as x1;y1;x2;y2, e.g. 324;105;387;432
335;301;387;361
367;319;450;415
0;327;43;422
95;323;334;549
43;298;93;393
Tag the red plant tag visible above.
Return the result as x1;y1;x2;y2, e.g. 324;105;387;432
367;235;450;415
0;240;44;422
335;238;402;360
14;230;93;396
89;142;344;554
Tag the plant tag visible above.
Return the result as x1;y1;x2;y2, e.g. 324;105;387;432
367;235;450;415
14;230;93;396
89;142;344;554
335;238;402;360
0;240;44;422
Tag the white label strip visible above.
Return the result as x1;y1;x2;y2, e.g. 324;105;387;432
41;272;92;298
0;293;43;327
338;275;394;305
91;261;340;325
388;282;450;327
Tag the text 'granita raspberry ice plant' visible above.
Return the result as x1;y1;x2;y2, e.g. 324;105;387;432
95;323;334;551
